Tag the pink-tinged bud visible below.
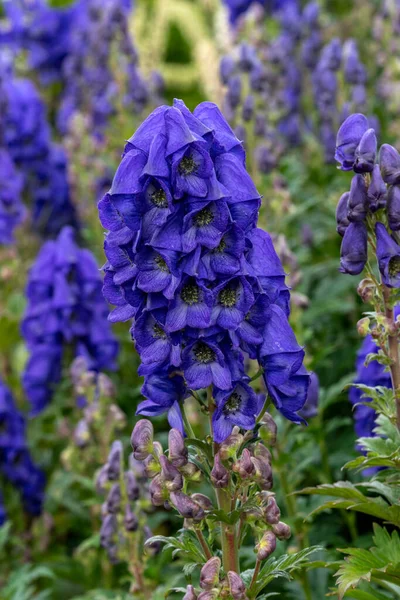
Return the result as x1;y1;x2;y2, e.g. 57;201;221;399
219;429;244;460
200;557;221;590
272;521;291;540
106;440;123;481
180;461;202;482
227;571;248;600
125;471;140;501
251;456;273;489
244;506;264;522
233;448;255;479
256;531;277;560
152;441;164;459
258;413;277;446
211;452;229;488
143;454;161;479
168;428;188;467
183;585;198;600
170;491;205;521
357;278;375;303
263;496;281;525
197;592;219;600
124;504;139;532
191;493;213;511
149;474;167;506
357;317;370;337
253;443;272;463
159;455;184;491
105;483;121;514
130;419;154;460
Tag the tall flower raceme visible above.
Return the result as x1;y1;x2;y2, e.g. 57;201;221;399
0;147;26;245
0;378;45;522
21;226;118;415
98;99;315;596
0;56;78;237
334;112;400;430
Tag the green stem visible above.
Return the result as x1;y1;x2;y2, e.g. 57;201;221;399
195;529;213;561
182;404;196;439
248;559;261;598
216;487;240;574
383;286;400;430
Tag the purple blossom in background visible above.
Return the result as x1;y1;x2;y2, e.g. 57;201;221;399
0;148;26;244
0;379;45;519
98;99;309;441
21;226;118;414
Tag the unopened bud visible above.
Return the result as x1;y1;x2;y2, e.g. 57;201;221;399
211;452;229;488
180;461;202;482
219;428;243;460
200;557;221;590
357;278;375;303
170;491;205;521
124;503;139;532
168;428;188;467
198;592;219;600
100;513;116;548
191;493;213;511
227;571;248;600
251;456;273;489
357;317;370;337
131;419;154;460
256;531;277;560
258;413;277;446
143;454;161;478
272;521;291;540
96;464;109;494
106;440;123;481
183;585;198;600
233;448;255;479
125;471;140;501
149;474;167;506
159;455;184;491
263;496;281;525
106;483;121;514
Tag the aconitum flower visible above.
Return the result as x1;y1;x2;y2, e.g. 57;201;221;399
0;379;45;518
0;149;26;244
375;223;400;287
335;113;369;171
98;99;309;441
339;222;368;275
21;226;118;414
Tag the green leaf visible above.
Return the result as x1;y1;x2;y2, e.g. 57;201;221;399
335;524;400;599
343;589;395;600
0;522;11;553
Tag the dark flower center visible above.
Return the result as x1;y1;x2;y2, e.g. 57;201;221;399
154;255;169;272
194;207;214;227
181;283;200;305
219;287;237;307
389;256;400;277
151;188;168;208
179;155;197;175
224;391;242;414
193;342;215;364
214;239;226;253
153;323;166;339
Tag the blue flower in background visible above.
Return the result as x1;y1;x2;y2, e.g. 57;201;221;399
0;148;26;244
98;99;309;441
0;379;45;519
21;226;118;414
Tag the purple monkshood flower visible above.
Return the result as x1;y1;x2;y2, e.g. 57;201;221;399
98;99;309;438
335;113;369;171
0;149;26;244
375;222;400;287
379;144;400;185
136;372;188;434
0;379;45;519
21;226;118;414
339;222;368;275
213;381;264;443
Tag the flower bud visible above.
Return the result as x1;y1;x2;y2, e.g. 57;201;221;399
168;428;188;467
100;513;117;548
191;493;213;511
96;464;109;494
339;221;368;275
357;317;370;337
219;429;243;460
149;474;167;506
336;192;350;237
233;448;255;479
251;456;273;489
130;419;154;460
180;461;202;482
258;413;277;446
256;531;277;560
354;128;377;173
170;491;205;521
106;440;123;481
379;143;400;185
211;452;229;488
106;483;121;514
124;504;139;532
125;471;140;501
367;164;387;212
183;585;198;600
159;455;184;492
242;95;255;122
387;185;400;231
227;571;248;600
198;592;218;600
272;521;291;540
200;557;221;590
347;175;368;222
263;496;281;525
143;453;161;479
357;278;375;303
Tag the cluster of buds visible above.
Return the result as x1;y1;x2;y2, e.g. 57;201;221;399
131;420;206;524
61;357;125;474
183;557;248;600
96;438;158;581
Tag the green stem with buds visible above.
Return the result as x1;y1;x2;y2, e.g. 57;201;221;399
382;286;400;429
